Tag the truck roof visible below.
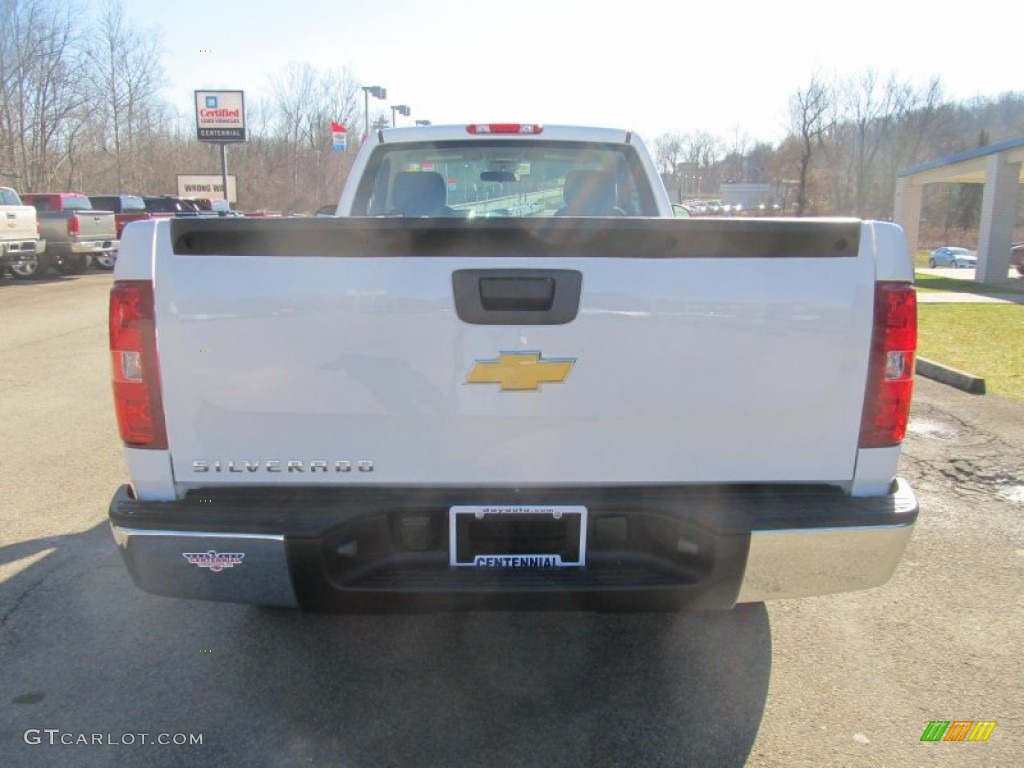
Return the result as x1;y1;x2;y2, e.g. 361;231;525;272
22;192;90;198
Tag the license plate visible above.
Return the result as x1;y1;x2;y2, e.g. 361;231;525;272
449;505;587;568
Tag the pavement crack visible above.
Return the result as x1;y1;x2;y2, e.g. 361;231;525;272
0;571;52;633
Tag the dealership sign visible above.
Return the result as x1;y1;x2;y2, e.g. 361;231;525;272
194;90;246;141
176;174;238;203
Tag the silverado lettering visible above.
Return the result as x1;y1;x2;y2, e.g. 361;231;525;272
191;460;371;473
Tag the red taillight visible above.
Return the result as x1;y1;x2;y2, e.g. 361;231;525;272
859;282;916;448
466;123;543;135
67;215;80;237
110;281;167;449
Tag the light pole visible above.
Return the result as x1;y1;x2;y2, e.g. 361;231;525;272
686;174;703;197
390;104;410;127
361;85;387;140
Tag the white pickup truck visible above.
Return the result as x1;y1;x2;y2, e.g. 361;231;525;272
0;187;46;274
108;124;918;612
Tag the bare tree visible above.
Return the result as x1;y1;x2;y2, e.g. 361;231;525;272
86;0;163;191
268;62;361;210
746;142;774;184
844;71;913;215
654;132;684;200
789;73;833;216
720;126;751;183
0;0;94;190
0;0;16;177
654;132;683;177
680;130;719;197
270;61;315;201
684;130;719;169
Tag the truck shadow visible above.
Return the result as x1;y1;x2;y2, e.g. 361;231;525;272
238;604;773;766
1;523;770;767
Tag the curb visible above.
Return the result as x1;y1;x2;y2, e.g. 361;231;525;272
916;357;986;395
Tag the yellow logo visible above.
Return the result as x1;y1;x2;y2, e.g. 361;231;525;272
466;352;574;391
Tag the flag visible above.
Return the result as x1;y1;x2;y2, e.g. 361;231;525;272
331;121;347;151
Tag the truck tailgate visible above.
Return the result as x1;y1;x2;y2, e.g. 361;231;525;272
2;206;37;241
77;210;117;238
145;217;876;488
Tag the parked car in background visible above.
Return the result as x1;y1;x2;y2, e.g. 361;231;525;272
184;197;240;216
928;246;977;268
141;195;204;216
1010;243;1024;276
88;195;155;269
1;187;46;277
20;192;118;278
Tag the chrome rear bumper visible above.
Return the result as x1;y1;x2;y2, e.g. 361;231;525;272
111;526;298;607
70;238;119;253
109;478;917;610
737;521;915;602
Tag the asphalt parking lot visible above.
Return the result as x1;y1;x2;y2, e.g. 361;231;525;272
1;273;1021;767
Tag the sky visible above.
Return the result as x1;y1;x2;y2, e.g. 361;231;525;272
113;0;1018;147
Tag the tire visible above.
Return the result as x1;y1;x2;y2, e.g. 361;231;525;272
54;253;89;275
93;252;116;270
928;258;936;268
1016;265;1024;276
9;252;52;280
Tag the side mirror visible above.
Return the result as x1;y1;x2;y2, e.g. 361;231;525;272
672;204;692;218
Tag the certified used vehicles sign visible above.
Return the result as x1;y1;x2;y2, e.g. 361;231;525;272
194;90;246;142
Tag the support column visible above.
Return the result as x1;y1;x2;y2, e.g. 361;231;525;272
219;143;229;207
893;176;923;265
976;152;1020;284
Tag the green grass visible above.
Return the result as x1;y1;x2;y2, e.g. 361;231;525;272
915;272;1024;296
918;304;1024;402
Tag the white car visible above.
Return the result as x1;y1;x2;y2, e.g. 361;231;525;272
928;246;977;268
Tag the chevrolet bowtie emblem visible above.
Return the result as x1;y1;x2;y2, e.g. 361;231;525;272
466;352;575;391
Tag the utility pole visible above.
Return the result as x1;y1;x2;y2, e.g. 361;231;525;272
361;85;387;140
391;105;411;127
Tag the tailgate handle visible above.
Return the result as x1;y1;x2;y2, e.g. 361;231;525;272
453;269;582;325
479;277;554;311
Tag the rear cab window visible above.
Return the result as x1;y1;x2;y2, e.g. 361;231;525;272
352;140;659;218
61;195;94;211
120;196;146;213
